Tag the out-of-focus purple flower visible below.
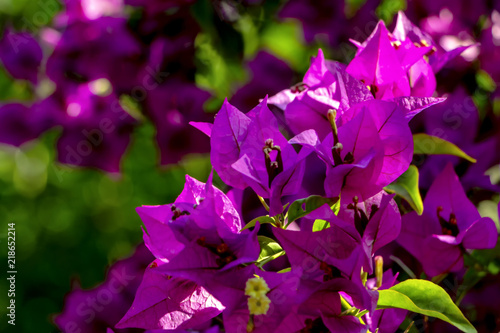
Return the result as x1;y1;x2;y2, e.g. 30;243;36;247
43;81;138;173
278;0;346;46
0;29;43;84
416;88;500;192
125;0;195;15
394;11;477;74
479;11;500;85
144;78;212;165
46;17;142;94
230;51;295;112
54;243;154;333
0;103;54;147
398;163;498;277
58;0;125;23
406;0;487;31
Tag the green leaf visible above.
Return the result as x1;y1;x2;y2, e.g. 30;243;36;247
257;236;285;267
476;70;496;92
260;21;310;72
287;195;339;225
413;134;476;163
377;279;477;333
332;195;341;215
241;216;276;231
278;267;291;273
385;165;424;215
376;0;406;24
312;219;330;232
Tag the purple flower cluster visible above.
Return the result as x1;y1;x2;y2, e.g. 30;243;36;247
101;11;498;333
0;0;210;173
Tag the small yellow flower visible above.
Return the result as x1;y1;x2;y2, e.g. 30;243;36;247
248;295;271;315
245;277;270;298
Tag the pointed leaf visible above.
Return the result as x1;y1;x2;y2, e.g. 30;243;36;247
413;134;476;163
377;279;476;333
312;219;330;232
287;195;339;224
257;236;285;267
385;165;424;215
241;215;276;231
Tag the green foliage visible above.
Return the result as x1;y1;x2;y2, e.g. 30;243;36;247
376;0;406;24
377;279;477;333
260;20;311;72
385;165;424;215
194;32;247;109
476;70;496;92
286;195;339;226
312;219;330;232
241;215;277;231
256;236;285;267
413;133;477;163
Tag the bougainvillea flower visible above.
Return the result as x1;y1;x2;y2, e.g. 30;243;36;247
269;49;443;140
116;264;224;330
393;11;475;74
268;49;374;138
276;278;373;333
347;20;432;99
398;163;498;277
348;12;475;99
232;98;310;215
220;269;306;333
0;29;43;84
138;174;260;277
291;99;413;199
196;98;309;216
336;191;401;272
